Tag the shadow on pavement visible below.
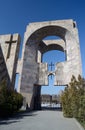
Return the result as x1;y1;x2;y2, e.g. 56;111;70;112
0;110;37;125
0;108;62;125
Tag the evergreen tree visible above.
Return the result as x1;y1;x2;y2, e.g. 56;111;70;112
0;80;23;117
61;75;85;127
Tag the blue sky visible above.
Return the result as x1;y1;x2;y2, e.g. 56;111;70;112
0;0;85;94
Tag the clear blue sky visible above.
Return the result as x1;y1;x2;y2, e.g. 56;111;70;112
0;0;85;94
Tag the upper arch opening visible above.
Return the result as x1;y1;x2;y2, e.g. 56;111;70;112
26;25;67;44
38;42;65;53
43;35;61;40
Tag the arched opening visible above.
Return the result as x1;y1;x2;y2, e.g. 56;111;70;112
43;35;61;40
18;19;82;111
27;25;67;44
41;50;66;110
21;23;79;110
24;26;68;110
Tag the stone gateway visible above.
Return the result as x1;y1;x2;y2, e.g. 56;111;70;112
0;19;82;110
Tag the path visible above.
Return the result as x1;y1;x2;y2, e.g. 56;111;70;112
0;110;84;130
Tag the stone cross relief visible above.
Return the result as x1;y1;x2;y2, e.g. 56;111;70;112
49;62;54;71
5;35;17;60
49;62;54;79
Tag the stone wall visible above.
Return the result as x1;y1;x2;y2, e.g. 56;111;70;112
0;45;9;84
0;19;82;110
19;19;82;109
0;34;20;86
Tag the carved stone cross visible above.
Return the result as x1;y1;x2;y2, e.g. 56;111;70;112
49;62;54;71
49;62;54;79
5;35;17;59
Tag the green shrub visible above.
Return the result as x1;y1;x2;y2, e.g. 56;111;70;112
61;75;85;127
0;80;23;117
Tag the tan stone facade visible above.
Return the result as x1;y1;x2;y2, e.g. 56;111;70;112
0;34;20;86
0;19;82;110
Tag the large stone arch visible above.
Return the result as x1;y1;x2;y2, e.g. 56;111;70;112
18;19;82;110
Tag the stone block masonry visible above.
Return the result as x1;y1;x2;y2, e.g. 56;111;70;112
0;19;82;110
0;34;20;86
19;19;82;110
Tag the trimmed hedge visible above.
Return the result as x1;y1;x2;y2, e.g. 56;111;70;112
0;80;23;117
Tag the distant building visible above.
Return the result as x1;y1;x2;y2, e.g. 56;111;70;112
41;94;61;105
41;94;52;104
52;95;58;104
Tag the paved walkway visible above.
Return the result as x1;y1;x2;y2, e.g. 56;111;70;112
0;110;84;130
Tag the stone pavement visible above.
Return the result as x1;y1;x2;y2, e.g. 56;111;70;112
0;110;84;130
